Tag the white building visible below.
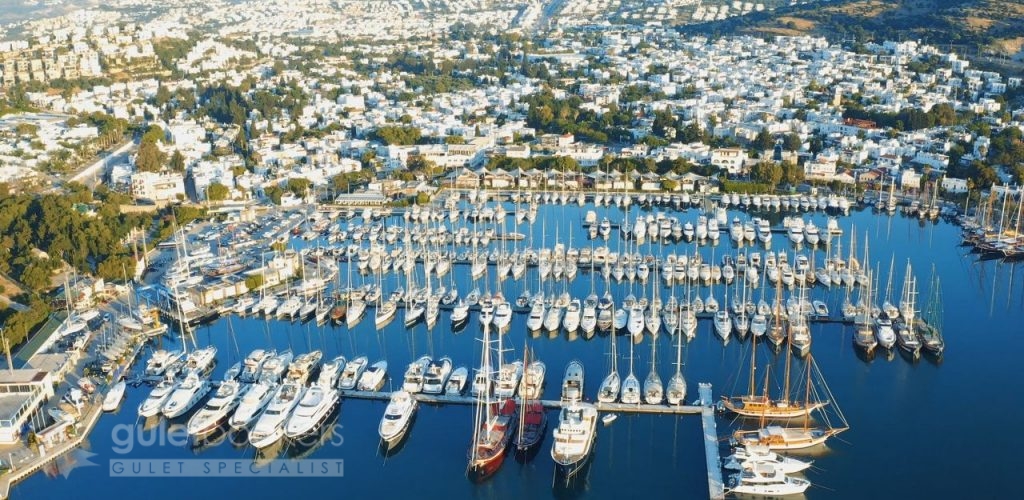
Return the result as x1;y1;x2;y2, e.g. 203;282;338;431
900;169;922;190
0;369;57;445
710;147;745;174
131;171;185;202
941;177;968;194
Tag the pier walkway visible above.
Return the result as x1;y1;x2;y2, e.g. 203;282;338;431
699;383;725;500
339;389;704;415
0;401;104;500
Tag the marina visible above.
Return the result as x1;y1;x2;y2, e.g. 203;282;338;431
2;190;1020;500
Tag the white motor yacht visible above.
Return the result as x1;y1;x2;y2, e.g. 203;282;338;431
187;380;246;436
493;301;513;331
526;298;546;332
727;461;811;496
138;377;178;418
162;372;211;419
422;357;453;394
182;346;217;377
259;350;294;384
379;390;417;449
102;380;126;412
402;355;431;393
284;385;339;439
725;445;813;474
357;360;388;392
445;366;469;395
550;402;598;484
338;356;368;390
249;382;305;449
229;381;277;430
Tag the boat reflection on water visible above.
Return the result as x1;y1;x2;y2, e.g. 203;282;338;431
287;408;341;460
227;429;251;450
190;424;232;453
379;412;417;458
252;437;287;468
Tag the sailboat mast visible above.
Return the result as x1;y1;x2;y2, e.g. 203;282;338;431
803;353;813;430
782;278;792;404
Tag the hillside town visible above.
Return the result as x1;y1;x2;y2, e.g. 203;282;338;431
0;1;1019;205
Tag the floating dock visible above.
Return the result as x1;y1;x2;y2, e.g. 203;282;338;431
699;383;725;500
339;389;704;414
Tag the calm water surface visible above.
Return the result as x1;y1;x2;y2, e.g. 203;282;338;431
12;202;1021;499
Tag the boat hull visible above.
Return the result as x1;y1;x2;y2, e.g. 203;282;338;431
553;446;594;485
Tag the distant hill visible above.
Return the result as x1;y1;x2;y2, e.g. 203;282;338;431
683;0;1024;75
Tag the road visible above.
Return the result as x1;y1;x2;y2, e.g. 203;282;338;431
537;0;567;33
69;139;135;189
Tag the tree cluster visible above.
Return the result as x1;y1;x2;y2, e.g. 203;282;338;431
371;126;422;146
0;188;151;292
135;125;166;172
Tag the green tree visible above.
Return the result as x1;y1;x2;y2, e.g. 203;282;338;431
371;126;421;145
784;133;802;152
264;185;284;204
244;274;264;291
169;150;185;172
780;161;804;186
286;178;312;197
206;182;229;201
15;123;38;136
750;161;784;188
135;140;164;172
753;129;773;151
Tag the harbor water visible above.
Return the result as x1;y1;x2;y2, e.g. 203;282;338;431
12;200;1021;499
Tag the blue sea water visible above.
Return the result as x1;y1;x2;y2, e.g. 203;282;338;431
11;201;1022;499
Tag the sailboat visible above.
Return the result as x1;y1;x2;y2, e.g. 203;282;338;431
643;336;663;405
620;335;641;404
917;267;945;356
666;313;688;405
467;323;517;481
513;347;547;454
722;311;825;418
732;355;849;450
896;261;922;358
853;266;879;354
597;311;620;403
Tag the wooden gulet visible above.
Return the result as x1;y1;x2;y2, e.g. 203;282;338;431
731;353;849;451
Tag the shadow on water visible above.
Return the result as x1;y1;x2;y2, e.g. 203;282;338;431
286;409;341;460
378;412;417;458
551;451;594;499
190;423;233;453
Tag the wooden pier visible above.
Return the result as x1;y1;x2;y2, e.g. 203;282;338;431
699;383;726;500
